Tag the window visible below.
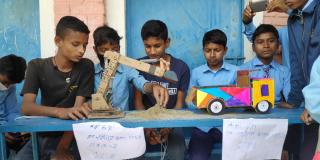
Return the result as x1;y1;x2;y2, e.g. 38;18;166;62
261;85;269;96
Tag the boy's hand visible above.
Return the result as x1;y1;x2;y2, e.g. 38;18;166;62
5;133;18;145
266;0;289;13
243;4;256;24
145;128;161;145
159;128;171;143
144;128;171;145
57;103;91;120
51;148;74;160
159;58;170;71
300;109;313;125
278;102;294;109
152;84;169;107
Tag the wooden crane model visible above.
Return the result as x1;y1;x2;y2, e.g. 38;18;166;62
88;51;178;119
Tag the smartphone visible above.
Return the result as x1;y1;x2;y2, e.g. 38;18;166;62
250;0;268;12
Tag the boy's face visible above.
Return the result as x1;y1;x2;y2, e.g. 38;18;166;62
55;29;89;62
0;74;12;89
253;32;279;60
203;43;227;68
284;0;307;9
94;42;120;57
143;37;170;59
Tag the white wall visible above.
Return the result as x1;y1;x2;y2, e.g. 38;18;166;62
105;0;126;56
243;0;263;62
39;0;56;58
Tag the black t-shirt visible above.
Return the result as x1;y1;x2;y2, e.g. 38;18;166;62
138;54;190;109
21;57;94;108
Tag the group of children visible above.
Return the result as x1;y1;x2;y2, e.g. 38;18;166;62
1;0;320;159
1;15;291;160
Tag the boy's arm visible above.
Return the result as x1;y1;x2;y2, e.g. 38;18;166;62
186;69;198;109
21;93;64;118
5;86;20;122
287;50;304;107
243;23;256;43
135;83;169;109
22;94;91;120
135;88;169;109
242;4;256;43
128;65;169;107
143;83;169;107
134;88;145;110
282;68;291;102
174;91;184;109
134;83;169;110
303;57;320;123
175;64;190;109
278;68;294;109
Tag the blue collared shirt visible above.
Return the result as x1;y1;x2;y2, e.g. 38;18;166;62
189;62;238;88
0;85;20;124
303;56;320;123
94;64;148;111
287;0;320;107
243;22;290;70
240;57;291;103
188;62;238;132
303;0;315;10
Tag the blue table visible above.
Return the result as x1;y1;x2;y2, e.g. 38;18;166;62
0;108;304;159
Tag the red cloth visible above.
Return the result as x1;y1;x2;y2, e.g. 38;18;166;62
313;152;320;160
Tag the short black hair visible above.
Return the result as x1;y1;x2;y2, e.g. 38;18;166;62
202;29;227;48
252;24;279;43
141;20;168;40
0;54;26;83
93;25;121;47
56;16;90;38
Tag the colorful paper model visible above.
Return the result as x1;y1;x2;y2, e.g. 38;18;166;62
186;70;275;114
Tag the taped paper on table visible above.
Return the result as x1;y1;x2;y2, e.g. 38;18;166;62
73;122;146;160
222;119;288;160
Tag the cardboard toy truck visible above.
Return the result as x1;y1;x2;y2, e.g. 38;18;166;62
186;70;275;114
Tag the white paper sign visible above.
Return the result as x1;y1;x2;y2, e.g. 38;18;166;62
222;119;288;160
73;122;146;160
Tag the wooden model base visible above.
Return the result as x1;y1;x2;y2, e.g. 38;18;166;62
88;109;125;119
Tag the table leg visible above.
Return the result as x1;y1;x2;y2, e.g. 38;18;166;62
0;133;7;160
31;132;39;160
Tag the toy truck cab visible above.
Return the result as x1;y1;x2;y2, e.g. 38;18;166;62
185;70;275;114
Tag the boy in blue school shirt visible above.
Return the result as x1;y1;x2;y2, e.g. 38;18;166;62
134;20;189;160
303;56;320;124
242;3;290;69
0;54;27;156
187;29;238;160
240;24;296;158
92;25;168;111
0;54;26;123
302;56;320;159
240;24;291;105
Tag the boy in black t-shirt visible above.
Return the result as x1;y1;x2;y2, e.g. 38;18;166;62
16;16;94;160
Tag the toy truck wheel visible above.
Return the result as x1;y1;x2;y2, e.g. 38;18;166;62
256;100;271;113
207;99;225;115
